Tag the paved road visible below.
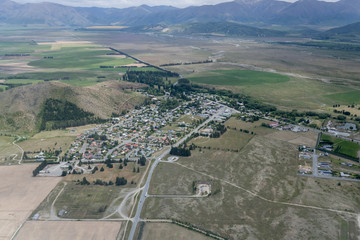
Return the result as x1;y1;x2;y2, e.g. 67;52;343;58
147;194;203;198
312;149;318;177
127;107;225;240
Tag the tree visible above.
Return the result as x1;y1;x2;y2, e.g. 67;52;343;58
115;177;127;186
61;171;67;177
81;177;90;185
119;164;123;169
139;156;146;166
137;167;140;173
100;166;104;172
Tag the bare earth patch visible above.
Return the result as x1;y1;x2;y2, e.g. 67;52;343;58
14;221;121;240
0;164;61;240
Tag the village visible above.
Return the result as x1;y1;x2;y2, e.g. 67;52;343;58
37;90;238;177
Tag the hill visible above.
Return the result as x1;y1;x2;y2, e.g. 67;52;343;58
317;22;360;42
0;81;145;134
168;22;286;37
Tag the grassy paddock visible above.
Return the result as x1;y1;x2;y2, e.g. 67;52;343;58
320;134;360;159
189;70;290;86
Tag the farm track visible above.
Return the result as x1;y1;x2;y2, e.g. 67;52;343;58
173;161;359;217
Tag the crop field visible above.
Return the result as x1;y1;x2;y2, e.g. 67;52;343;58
189;70;290;86
0;164;61;240
28;44;135;70
320;134;360;159
140;223;211;240
0;41;50;55
143;135;360;239
14;221;122;240
324;90;360;104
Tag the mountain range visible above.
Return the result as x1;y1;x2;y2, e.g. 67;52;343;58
0;0;360;27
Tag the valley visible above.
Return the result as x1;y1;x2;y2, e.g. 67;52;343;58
0;0;360;239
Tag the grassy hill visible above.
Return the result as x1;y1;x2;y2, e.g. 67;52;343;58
317;22;360;42
0;80;145;134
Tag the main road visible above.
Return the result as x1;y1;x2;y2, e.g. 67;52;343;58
127;107;226;240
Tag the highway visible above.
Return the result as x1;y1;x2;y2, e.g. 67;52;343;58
127;107;225;240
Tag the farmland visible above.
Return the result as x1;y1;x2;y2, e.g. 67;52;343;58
14;221;122;240
0;164;60;240
320;134;360;159
28;45;136;70
189;70;290;86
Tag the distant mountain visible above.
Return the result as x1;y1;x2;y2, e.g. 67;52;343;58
0;0;359;27
317;22;360;42
273;0;360;25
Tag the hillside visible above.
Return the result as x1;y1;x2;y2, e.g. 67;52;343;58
317;22;360;42
0;81;145;134
169;22;286;37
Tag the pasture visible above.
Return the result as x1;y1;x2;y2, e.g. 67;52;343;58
320;134;360;159
29;45;136;70
189;70;290;86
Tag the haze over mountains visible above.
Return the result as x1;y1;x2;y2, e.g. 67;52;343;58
0;0;359;27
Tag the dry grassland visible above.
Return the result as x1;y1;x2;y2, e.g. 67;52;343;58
15;221;121;240
143;136;360;239
141;223;211;240
0;164;60;240
265;131;318;148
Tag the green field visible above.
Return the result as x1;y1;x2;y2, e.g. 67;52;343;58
5;79;44;84
189;70;290;86
320;134;360;159
0;41;50;55
29;46;136;70
324;90;360;104
5;71;121;87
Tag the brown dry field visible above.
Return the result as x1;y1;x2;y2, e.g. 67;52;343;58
15;221;121;240
65;163;146;184
143;136;360;239
141;223;211;240
0;164;61;240
265;130;318;148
